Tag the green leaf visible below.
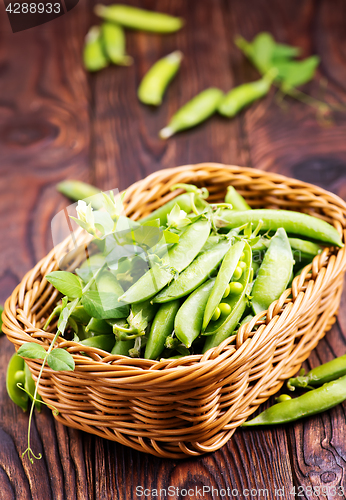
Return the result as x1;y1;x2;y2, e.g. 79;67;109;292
17;343;47;360
46;271;83;298
141;219;160;228
274;55;320;91
250;32;276;74
130;225;162;249
93;211;115;235
272;42;301;60
162;229;180;244
82;291;129;320
47;348;75;371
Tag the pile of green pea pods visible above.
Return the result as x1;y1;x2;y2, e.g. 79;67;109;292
84;6;323;138
44;182;342;361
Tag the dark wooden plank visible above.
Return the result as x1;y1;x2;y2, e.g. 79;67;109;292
0;2;93;498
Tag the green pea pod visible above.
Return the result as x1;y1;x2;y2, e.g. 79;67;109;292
69;305;92;325
175;279;216;348
251;228;294;315
111;338;134;356
24;363;41;411
153;240;230;303
119;219;211;303
203;240;246;331
101;22;133;66
288;354;346;390
56;180;103;209
202;287;249;353
242;374;346;426
140;193;194;225
203;241;252;336
83;26;108;72
159;88;224;139
144;300;180;359
288;237;322;263
218;74;273;118
94;4;184;33
85;317;113;335
138;51;183;106
6;353;28;411
216;209;343;247
225;186;251;211
79;334;115;352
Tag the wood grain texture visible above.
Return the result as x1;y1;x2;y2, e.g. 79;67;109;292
1;0;346;498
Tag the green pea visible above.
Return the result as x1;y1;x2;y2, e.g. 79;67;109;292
159;88;224;139
94;4;184;33
229;282;243;294
238;260;247;269
211;307;221;321
240;252;246;260
218;75;273;118
219;303;232;316
138;51;183;106
14;370;25;386
275;394;292;403
232;266;242;280
223;284;231;298
101;23;133;66
83;26;108;72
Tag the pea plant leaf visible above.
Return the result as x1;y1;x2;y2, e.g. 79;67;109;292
274;55;320;91
17;343;47;360
47;348;75;371
82;291;129;320
46;271;83;298
272;42;301;61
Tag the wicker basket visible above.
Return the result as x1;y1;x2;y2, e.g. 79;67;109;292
3;163;346;459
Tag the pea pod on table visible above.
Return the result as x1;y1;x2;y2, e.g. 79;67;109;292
119;219;211;303
288;353;346;390
159;88;224;139
138;51;183;106
251;228;294;315
242;374;346;426
83;26;108;72
6;353;41;411
57;180;103;209
218;74;274;118
94;4;184;33
145;300;180;359
101;22;133;66
216;209;343;247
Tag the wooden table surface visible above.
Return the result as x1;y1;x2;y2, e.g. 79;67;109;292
1;1;346;498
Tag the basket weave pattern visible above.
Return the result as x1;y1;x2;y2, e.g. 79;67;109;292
3;164;346;458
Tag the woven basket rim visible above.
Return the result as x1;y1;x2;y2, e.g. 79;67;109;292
3;163;346;375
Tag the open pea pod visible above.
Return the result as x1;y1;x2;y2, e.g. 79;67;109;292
202;284;251;354
153;240;230;303
203;240;252;336
251;228;294;315
202;239;246;331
